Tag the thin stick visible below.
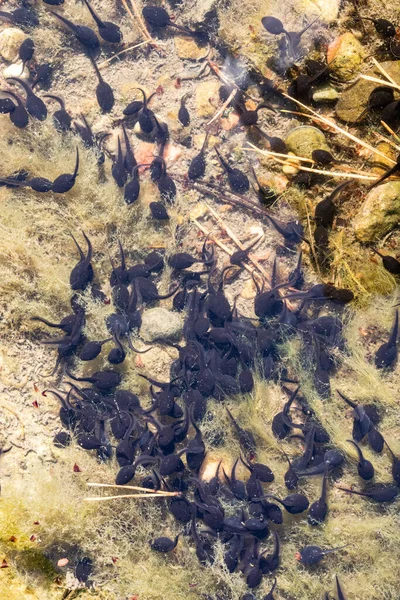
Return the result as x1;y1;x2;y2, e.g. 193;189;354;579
98;41;150;69
87;482;178;496
192;219;254;276
380;121;400;144
246;146;376;180
0;402;25;440
120;0;145;37
85;493;175;502
282;94;397;166
207;90;236;126
207;61;258;102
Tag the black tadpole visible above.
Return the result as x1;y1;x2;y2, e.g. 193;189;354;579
83;0;122;43
368;153;400;190
150;201;169;220
18;38;35;70
338;484;398;502
69;231;93;290
178;92;191;126
89;56;115;113
262;493;309;514
43;94;71;131
79;338;111;361
356;86;394;122
1;90;28;128
0;8;39;27
314;180;354;229
357;16;396;38
50;10;100;53
347;439;374;480
112;136;127;187
371;247;400;275
261;15;319;55
250;165;278;206
385;441;400;486
188;131;210;181
308;467;329;526
295;544;349;566
151;534;180;552
31;63;53;89
215;148;250;194
374;309;398;369
6;77;47;121
142;5;198;37
52;148;80;194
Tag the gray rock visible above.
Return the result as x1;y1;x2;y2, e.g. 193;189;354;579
140;308;183;342
354;181;400;243
285;126;330;158
312;83;339;103
336;60;400;123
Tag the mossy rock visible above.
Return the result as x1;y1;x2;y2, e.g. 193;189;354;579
354;181;400;242
326;32;365;82
336;60;400;123
140;307;183;342
285;125;329;158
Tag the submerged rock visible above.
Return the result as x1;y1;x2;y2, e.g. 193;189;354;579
0;28;27;62
327;33;365;82
140;308;183;342
3;61;29;80
312;83;339;103
354;181;400;242
195;81;220;117
336;60;400;123
174;37;205;60
285;126;329;158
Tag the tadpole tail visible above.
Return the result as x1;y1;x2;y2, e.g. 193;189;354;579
83;0;105;28
388;309;398;347
368;163;399;190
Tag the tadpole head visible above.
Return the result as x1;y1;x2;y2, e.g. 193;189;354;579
261;16;285;34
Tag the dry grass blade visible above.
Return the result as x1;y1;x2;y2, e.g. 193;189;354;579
380;121;400;144
85;493;176;502
127;0;155;44
246;145;376;181
207;90;236;126
281;94;397;165
87;482;179;496
359;74;400;91
372;58;400;90
98;41;151;69
245;142;313;163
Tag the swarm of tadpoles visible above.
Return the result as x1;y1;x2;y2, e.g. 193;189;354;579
31;223;399;595
2;0;400;597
